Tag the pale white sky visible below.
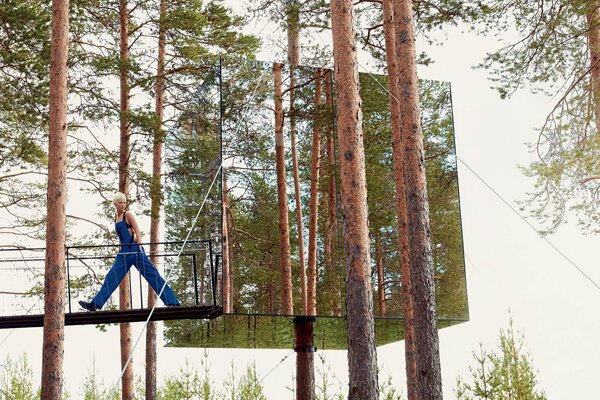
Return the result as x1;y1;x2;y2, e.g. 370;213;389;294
1;5;599;400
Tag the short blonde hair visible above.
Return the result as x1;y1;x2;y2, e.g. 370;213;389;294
113;192;126;204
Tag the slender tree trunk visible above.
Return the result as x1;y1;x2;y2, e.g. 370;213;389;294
330;1;378;398
287;9;314;392
287;2;306;313
145;0;166;398
586;1;600;134
375;233;386;317
41;1;69;397
382;0;417;397
324;70;342;317
274;62;294;315
307;70;322;316
289;68;307;314
287;1;301;65
222;172;231;313
118;1;134;398
294;317;316;400
394;0;442;398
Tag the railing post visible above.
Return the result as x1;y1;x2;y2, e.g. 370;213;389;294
138;245;143;308
208;241;216;307
66;245;72;313
214;255;221;308
192;253;199;306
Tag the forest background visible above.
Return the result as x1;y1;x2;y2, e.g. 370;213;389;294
0;0;599;399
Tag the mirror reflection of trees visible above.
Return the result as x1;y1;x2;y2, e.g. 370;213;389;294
165;57;467;347
163;67;221;340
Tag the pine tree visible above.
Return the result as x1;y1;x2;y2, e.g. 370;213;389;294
329;0;379;398
41;0;69;397
475;1;600;233
456;318;547;400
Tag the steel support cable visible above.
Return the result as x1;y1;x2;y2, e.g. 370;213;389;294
457;158;600;293
235;349;295;398
111;54;278;393
304;27;600;294
110;163;222;395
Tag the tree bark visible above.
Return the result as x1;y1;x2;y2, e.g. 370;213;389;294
289;67;307;314
118;1;134;398
586;1;600;134
287;1;301;65
294;317;316;400
40;1;69;397
382;0;417;397
329;1;379;398
287;2;306;313
222;172;231;313
274;62;294;315
306;70;322;316
324;70;342;317
145;0;167;397
393;0;443;398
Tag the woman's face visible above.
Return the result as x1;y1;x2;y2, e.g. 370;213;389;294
114;199;126;213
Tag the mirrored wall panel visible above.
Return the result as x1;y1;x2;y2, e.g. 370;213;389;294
164;57;468;349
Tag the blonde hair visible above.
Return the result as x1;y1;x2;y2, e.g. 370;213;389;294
112;192;127;204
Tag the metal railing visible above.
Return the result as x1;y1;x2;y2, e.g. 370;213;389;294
0;240;221;316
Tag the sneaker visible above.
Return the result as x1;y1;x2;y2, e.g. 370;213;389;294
78;300;100;312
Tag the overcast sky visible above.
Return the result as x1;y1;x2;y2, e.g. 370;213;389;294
1;5;599;399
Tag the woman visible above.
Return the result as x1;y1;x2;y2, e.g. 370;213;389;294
79;192;180;311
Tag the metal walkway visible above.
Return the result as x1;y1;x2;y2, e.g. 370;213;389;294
0;305;223;329
0;241;223;329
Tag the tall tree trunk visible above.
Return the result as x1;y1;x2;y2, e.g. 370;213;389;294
287;1;306;313
329;1;378;398
294;317;316;400
118;1;134;398
145;0;166;398
274;62;294;315
306;70;322;316
222;172;231;313
375;232;386;317
393;0;442;398
41;1;69;397
287;0;301;65
324;70;341;317
286;8;313;393
289;68;307;313
382;0;417;397
586;1;600;134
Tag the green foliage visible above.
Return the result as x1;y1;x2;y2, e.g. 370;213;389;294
79;359;120;400
474;1;600;233
249;0;331;33
0;354;38;400
379;375;404;400
456;318;547;400
360;72;467;319
163;57;466;347
158;361;205;400
354;0;492;68
158;356;266;400
0;1;51;244
224;361;267;400
314;354;344;400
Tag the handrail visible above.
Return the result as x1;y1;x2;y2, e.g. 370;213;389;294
0;240;222;316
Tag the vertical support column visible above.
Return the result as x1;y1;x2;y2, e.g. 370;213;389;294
294;316;316;400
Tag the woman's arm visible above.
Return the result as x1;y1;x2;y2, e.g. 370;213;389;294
125;211;143;245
